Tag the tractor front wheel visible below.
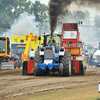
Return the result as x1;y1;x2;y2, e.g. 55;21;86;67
34;50;45;76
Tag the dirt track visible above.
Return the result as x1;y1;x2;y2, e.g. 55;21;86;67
0;67;100;100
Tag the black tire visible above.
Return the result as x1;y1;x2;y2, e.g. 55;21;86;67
16;59;21;68
34;63;39;76
22;61;28;75
60;51;71;76
34;50;45;76
59;63;63;76
71;61;74;76
34;50;43;63
79;61;86;75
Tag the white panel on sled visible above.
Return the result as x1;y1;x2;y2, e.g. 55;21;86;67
44;60;52;64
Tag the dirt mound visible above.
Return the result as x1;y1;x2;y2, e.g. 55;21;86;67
0;69;22;76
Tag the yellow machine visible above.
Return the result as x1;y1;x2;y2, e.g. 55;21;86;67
17;45;26;48
0;36;22;69
11;36;27;43
11;33;44;63
11;36;27;63
30;37;44;51
0;36;10;60
21;33;40;62
16;45;26;56
11;35;44;51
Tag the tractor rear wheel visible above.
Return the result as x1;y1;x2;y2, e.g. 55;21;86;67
79;61;86;75
34;50;45;76
60;51;72;76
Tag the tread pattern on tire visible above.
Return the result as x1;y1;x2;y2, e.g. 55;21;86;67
59;63;63;76
60;51;71;76
34;50;44;76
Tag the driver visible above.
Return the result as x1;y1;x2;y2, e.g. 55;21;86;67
48;37;56;46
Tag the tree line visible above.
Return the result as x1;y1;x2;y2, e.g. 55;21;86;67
0;0;100;38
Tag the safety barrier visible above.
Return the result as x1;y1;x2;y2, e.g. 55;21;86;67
1;62;14;69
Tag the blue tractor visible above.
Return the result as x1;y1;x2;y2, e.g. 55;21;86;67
34;34;72;76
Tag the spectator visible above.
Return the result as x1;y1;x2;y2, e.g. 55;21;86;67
10;54;17;69
89;53;93;67
0;55;9;70
10;54;17;62
1;55;10;62
29;49;35;60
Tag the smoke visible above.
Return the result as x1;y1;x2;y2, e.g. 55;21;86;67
73;0;100;8
49;0;72;38
3;12;38;38
49;0;100;38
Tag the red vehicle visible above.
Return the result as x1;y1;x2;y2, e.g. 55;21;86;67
61;23;87;75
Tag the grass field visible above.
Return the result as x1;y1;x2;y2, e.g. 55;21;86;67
32;84;100;100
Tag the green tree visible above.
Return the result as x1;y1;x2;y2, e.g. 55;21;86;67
31;1;48;22
0;0;32;34
30;1;49;35
0;0;49;35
